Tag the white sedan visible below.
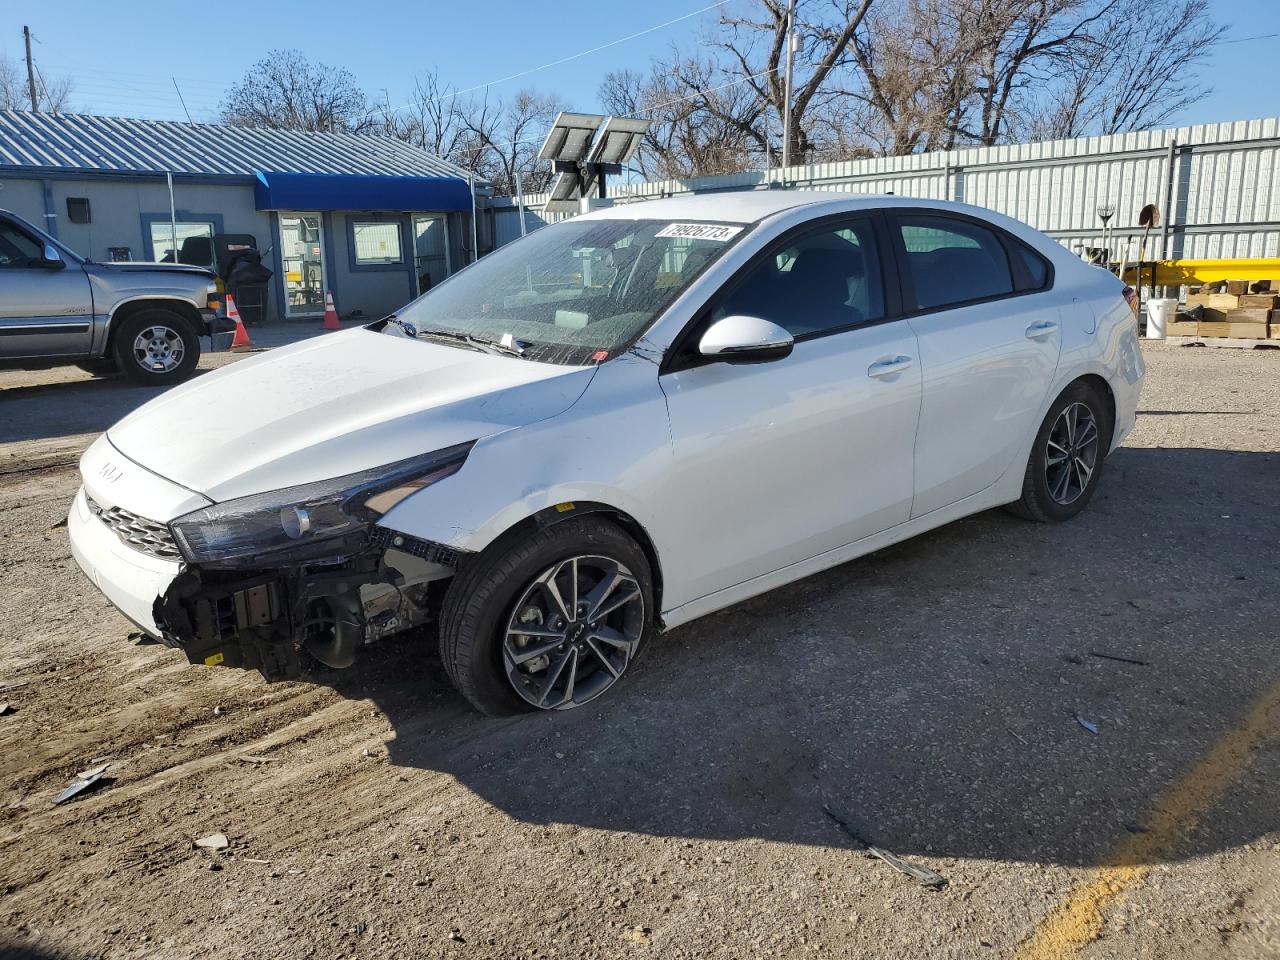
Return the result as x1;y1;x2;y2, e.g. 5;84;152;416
69;191;1144;714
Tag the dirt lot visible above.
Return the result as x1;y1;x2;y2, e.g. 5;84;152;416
1;340;1278;960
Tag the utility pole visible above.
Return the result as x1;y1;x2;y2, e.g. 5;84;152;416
780;0;797;169
23;26;39;112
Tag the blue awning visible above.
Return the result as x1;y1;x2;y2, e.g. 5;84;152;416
253;170;472;213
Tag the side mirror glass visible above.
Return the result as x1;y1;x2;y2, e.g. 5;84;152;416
698;315;794;364
41;243;65;270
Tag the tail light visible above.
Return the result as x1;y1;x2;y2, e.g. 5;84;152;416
1122;286;1138;314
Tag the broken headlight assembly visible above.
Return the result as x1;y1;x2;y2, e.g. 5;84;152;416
168;441;474;567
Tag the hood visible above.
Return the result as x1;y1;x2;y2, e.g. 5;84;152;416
91;261;216;279
107;327;595;502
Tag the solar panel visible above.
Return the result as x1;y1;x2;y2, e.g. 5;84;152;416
587;117;651;166
538;112;607;163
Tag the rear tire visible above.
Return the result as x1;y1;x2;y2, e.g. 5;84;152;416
439;517;655;716
1008;381;1112;523
111;308;200;386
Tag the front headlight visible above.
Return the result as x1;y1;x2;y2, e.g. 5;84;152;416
169;442;473;566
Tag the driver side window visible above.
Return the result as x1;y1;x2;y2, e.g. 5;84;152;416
0;220;44;269
712;217;886;338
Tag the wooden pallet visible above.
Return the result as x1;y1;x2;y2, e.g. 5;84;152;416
1163;336;1280;350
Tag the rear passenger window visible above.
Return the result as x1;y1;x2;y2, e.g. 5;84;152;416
897;216;1014;310
1010;240;1050;291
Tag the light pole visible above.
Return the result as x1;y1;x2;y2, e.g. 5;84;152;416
781;0;797;169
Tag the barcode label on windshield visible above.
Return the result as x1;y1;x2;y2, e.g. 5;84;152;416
655;223;743;242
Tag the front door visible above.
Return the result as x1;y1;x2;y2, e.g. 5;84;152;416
0;215;94;358
279;212;326;318
413;215;450;296
658;215;921;606
889;212;1063;517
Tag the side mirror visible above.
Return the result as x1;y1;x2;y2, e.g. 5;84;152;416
698;315;794;364
40;244;65;270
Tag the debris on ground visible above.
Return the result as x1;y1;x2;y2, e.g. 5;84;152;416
213;705;226;717
822;805;948;890
0;703;13;716
52;764;110;805
1076;714;1099;735
238;754;276;764
194;833;229;851
1089;649;1149;666
0;680;30;694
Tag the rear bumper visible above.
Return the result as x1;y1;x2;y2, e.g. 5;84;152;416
202;308;237;335
68;486;181;637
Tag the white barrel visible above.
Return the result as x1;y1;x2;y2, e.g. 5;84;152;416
1145;298;1177;340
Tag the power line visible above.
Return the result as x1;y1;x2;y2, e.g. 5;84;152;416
366;0;731;118
1217;31;1280;44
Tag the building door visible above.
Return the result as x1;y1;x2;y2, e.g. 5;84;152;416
413;215;449;296
279;212;327;317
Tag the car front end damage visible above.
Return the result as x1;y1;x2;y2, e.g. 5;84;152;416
69;436;473;681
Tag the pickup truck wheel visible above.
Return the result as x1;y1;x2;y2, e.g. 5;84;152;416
75;358;119;377
439;517;655;715
112;309;200;386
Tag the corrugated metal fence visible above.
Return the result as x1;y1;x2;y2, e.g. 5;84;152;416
488;117;1280;261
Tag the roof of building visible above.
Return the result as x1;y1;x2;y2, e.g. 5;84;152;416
0;110;474;181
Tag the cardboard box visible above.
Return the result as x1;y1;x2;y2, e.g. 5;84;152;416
1197;321;1231;337
1226;322;1268;338
1166;320;1199;335
1187;293;1240;311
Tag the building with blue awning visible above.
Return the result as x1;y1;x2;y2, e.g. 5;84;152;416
0;110;486;323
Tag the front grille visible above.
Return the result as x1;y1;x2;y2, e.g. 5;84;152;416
85;494;182;561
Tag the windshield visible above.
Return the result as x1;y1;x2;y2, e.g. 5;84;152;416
392;218;744;365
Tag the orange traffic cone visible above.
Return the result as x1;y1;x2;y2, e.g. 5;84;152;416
322;290;341;331
227;294;254;351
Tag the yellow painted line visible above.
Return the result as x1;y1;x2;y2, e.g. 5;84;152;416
1014;676;1280;960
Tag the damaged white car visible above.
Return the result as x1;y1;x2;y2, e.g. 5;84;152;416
69;191;1144;714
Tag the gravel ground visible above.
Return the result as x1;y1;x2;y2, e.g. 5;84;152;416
0;341;1277;960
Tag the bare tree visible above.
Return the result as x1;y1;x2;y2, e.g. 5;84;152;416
459;88;566;194
1018;0;1222;139
219;50;373;133
600;55;766;179
0;54;74;111
718;0;877;162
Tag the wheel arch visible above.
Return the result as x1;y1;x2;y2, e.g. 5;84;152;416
1074;372;1116;440
105;297;204;354
465;501;666;624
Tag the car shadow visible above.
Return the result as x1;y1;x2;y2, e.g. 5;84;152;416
307;445;1280;870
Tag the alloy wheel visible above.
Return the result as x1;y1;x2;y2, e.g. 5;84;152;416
132;324;185;374
503;555;645;710
1045;401;1099;505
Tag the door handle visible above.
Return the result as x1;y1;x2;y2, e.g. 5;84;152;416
1025;320;1059;340
867;355;914;378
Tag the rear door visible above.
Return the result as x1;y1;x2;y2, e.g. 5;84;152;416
889;211;1062;517
0;215;95;358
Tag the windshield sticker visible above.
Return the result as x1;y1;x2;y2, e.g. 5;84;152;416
654;223;743;242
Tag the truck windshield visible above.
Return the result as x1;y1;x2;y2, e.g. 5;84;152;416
391;218;744;365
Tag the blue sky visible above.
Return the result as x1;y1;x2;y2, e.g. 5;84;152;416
5;0;1276;130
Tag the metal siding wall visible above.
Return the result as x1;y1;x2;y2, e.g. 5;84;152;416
486;118;1280;261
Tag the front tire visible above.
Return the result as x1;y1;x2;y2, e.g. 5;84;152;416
111;309;200;386
439;517;655;715
1008;381;1112;523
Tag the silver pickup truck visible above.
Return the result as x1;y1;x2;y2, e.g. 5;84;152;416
0;209;234;385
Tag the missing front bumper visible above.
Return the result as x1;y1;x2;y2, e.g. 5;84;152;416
153;531;462;681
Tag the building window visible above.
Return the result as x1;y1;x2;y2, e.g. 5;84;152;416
149;221;215;266
352;220;403;266
66;198;91;224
